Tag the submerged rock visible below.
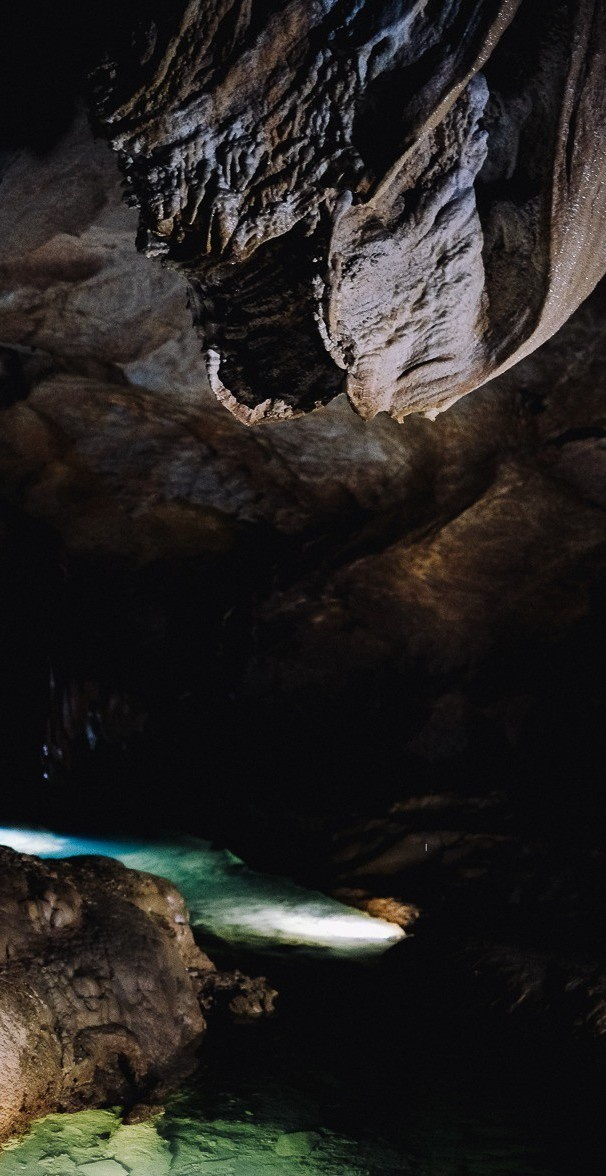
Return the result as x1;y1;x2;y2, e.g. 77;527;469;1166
0;846;275;1144
275;1130;319;1156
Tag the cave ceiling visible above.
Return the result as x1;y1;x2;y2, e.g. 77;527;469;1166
1;0;606;1044
87;0;606;422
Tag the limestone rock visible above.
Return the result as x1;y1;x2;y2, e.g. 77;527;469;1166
1;5;606;1045
90;1;606;422
0;846;275;1144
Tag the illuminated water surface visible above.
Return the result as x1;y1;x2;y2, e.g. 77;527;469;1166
0;826;404;955
0;827;604;1174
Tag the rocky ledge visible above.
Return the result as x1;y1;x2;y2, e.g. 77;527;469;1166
0;846;275;1144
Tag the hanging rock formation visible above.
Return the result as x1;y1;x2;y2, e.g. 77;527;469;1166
1;2;606;1045
90;0;606;422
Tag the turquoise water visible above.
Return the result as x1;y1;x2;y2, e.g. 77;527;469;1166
0;1103;404;1175
0;826;404;956
0;827;604;1174
0;1002;597;1176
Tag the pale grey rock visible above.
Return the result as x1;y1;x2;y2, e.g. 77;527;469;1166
91;0;606;422
0;114;209;402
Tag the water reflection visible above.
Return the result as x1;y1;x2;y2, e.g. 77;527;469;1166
0;827;603;1174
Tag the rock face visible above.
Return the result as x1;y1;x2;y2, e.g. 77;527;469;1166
0;113;605;825
90;0;606;422
0;846;275;1144
1;7;606;1042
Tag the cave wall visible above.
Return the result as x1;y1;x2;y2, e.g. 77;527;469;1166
0;113;605;846
1;3;606;1035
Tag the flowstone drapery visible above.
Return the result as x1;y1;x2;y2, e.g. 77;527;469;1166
91;1;606;422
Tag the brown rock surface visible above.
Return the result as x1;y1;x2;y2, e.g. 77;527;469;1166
1;7;606;1039
0;846;275;1144
0;113;605;828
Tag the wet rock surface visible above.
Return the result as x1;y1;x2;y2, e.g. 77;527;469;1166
1;8;606;1048
2;943;606;1175
0;846;275;1144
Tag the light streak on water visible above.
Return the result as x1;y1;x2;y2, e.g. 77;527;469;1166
0;826;404;956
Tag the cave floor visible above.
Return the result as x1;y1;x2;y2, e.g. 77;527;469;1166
1;833;605;1175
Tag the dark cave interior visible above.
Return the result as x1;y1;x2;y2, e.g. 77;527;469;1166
1;2;606;1171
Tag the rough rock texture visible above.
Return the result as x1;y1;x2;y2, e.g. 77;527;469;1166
1;15;606;1039
1;111;606;1039
0;114;605;802
0;846;275;1144
89;0;606;421
333;793;606;1034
